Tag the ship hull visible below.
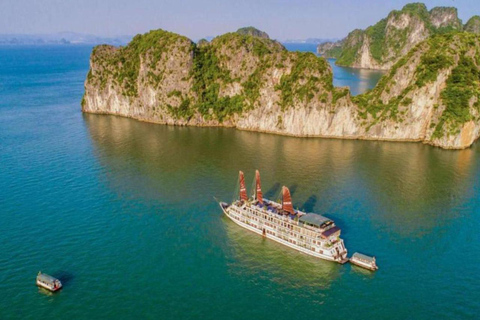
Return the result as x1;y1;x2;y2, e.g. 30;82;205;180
36;280;62;292
350;258;378;271
220;203;346;263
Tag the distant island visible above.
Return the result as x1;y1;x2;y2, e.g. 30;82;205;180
82;19;480;150
0;32;132;46
283;38;339;44
319;3;480;70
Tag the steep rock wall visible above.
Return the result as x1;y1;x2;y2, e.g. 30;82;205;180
83;29;480;149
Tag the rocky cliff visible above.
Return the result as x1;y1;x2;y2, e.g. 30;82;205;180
236;27;270;39
317;40;343;57
320;3;465;70
465;16;480;34
83;28;480;149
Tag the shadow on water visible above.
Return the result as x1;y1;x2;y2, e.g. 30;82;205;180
287;184;298;197
302;194;317;212
55;271;74;286
264;182;281;200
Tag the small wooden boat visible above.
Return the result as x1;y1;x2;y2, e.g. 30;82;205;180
350;252;378;271
36;272;62;292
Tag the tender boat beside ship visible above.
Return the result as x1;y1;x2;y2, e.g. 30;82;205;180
350;252;378;271
219;170;348;264
36;272;62;292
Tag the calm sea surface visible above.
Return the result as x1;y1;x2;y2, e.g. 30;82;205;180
0;45;479;319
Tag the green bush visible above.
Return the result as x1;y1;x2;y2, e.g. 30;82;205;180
276;52;331;110
433;55;480;137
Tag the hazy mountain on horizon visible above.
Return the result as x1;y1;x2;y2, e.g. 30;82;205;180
0;32;132;46
283;38;338;44
196;36;337;44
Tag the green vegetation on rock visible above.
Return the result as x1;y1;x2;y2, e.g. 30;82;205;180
335;30;363;66
351;32;480;141
189;30;285;121
324;2;467;70
84;26;480;149
90;29;193;97
365;18;388;62
191;42;244;121
276;52;332;110
86;27;342;124
414;35;454;87
465;16;480;34
434;54;480;137
236;27;270;39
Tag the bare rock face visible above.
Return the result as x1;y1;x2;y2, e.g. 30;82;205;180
83;31;196;126
83;29;480;150
317;40;343;57
322;3;465;70
429;7;462;29
351;33;480;149
465;16;480;34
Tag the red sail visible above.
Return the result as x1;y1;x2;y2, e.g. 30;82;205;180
282;186;294;214
255;170;263;204
239;171;248;201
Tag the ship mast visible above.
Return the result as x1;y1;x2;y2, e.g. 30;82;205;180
282;186;294;214
239;171;248;201
255;170;263;204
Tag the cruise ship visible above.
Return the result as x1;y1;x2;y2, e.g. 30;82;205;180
219;171;348;264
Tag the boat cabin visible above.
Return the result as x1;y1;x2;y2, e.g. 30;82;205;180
350;252;378;271
36;272;62;292
298;213;333;229
299;214;340;238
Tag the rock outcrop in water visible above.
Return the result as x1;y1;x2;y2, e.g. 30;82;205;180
83;27;480;149
319;3;466;70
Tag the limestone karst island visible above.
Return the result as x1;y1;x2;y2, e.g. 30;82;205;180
83;4;480;150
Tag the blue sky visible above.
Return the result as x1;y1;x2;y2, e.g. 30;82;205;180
0;0;478;40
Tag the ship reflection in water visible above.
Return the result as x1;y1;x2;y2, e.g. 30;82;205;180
222;218;341;292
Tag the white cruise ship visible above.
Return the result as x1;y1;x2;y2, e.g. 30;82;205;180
220;170;348;264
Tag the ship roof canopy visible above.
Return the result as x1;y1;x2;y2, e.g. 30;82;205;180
352;252;375;262
298;213;332;228
321;226;340;238
37;273;58;284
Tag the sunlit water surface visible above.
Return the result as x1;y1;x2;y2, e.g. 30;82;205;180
0;45;479;319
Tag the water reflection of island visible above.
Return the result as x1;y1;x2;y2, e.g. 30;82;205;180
84;114;477;240
222;216;341;291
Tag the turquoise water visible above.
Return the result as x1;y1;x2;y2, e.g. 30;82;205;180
1;45;479;319
283;43;385;95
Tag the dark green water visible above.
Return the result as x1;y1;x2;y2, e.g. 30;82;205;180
1;46;479;319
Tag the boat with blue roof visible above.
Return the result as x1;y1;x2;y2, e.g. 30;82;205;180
219;170;348;264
